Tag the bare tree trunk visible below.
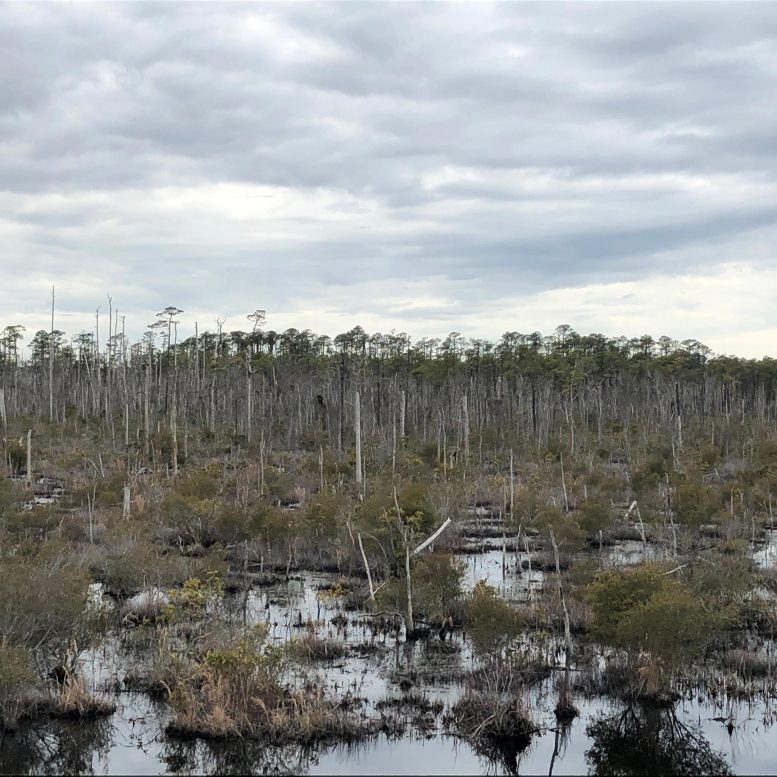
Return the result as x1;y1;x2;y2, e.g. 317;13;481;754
144;349;151;460
462;393;470;461
358;533;375;601
391;422;397;482
405;542;414;635
399;389;406;442
549;528;572;658
26;429;32;485
259;432;266;495
123;485;131;518
354;388;362;485
523;534;533;602
49;286;54;422
171;385;178;477
338;356;345;452
509;448;514;516
246;356;252;444
560;450;569;512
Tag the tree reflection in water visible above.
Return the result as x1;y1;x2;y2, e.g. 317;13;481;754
161;737;319;776
585;704;733;776
0;718;113;775
465;727;533;776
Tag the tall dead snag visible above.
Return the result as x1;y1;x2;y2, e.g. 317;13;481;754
549;527;578;722
338;354;345;452
523;534;534;602
405;542;414;635
399;389;406;442
560;450;569;512
49;286;55;423
171;396;178;477
509;449;514;516
246;309;266;445
156;306;183;476
462;393;470;461
549;528;572;658
26;429;32;486
354;388;362;485
394;486;414;636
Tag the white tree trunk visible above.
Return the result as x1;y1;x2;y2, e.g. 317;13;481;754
358;533;375;601
405;542;414;635
26;429;32;485
49;286;55;423
549;528;572;658
509;449;514;516
354;389;362;484
462;393;470;459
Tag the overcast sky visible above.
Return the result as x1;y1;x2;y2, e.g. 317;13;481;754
2;2;777;356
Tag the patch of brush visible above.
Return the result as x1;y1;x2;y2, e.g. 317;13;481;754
286;636;348;662
50;677;117;720
444;692;536;762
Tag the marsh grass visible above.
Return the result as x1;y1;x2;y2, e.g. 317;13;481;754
164;630;373;744
445;692;535;759
286;636;348;662
50;674;116;720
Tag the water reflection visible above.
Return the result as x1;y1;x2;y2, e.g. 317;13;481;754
0;717;113;776
161;738;319;776
585;704;733;776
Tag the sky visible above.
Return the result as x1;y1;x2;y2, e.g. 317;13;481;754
2;1;777;357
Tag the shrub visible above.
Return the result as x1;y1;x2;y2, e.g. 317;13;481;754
577;499;612;537
408;553;466;623
0;645;38;729
586;565;729;667
0;555;95;668
375;552;466;626
465;581;524;657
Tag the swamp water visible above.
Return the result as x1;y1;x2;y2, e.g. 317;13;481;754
3;546;777;775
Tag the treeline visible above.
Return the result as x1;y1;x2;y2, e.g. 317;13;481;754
1;319;777;469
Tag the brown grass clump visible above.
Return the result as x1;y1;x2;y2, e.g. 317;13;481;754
375;691;444;735
286;635;347;662
445;691;535;765
164;630;372;744
720;649;775;679
51;675;116;720
573;655;679;707
467;653;551;694
375;691;444;715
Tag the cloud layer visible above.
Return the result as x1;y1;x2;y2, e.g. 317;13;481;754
2;2;777;356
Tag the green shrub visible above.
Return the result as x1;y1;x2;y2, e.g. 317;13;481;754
0;645;38;728
586;565;729;667
577;499;611;537
0;555;96;668
465;582;524;657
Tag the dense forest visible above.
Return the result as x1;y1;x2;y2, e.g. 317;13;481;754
3;316;777;457
2;311;777;774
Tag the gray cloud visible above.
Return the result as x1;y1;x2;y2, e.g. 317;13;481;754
1;2;777;353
